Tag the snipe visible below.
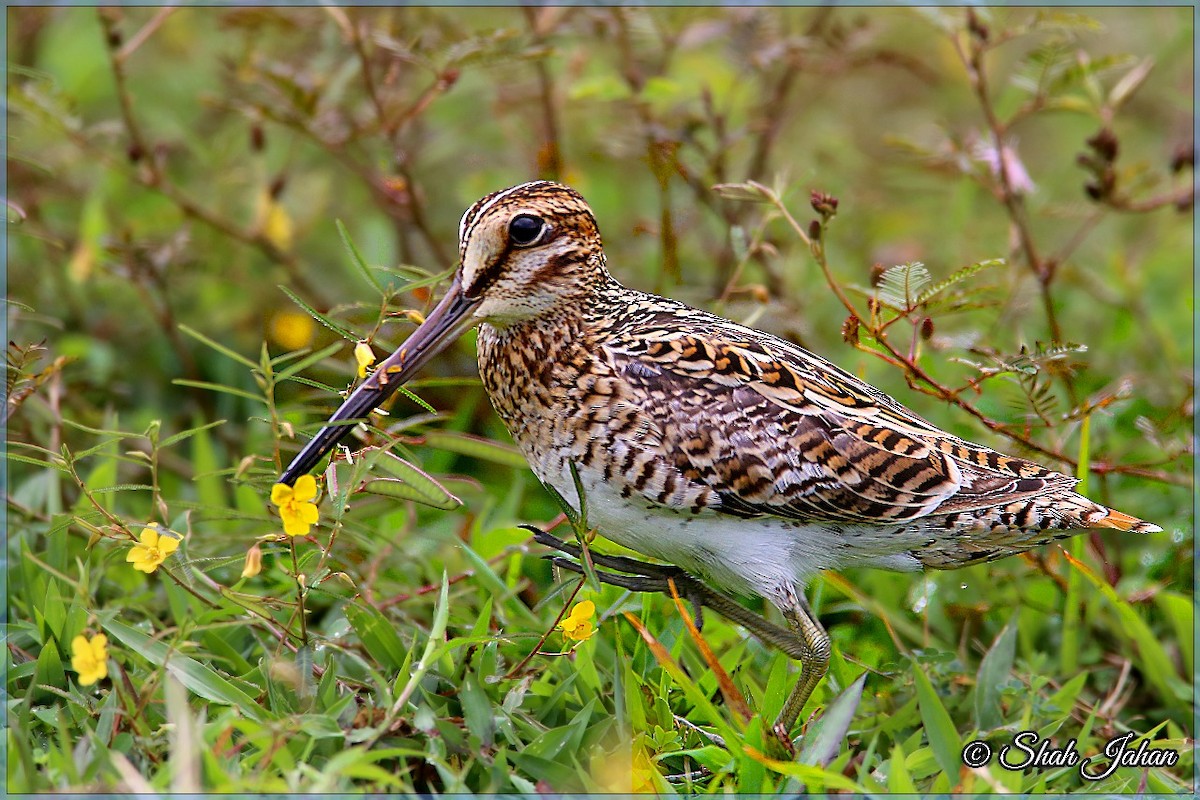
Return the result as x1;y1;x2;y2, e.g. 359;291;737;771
279;180;1159;743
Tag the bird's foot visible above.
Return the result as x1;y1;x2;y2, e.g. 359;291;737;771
523;525;706;630
768;721;797;759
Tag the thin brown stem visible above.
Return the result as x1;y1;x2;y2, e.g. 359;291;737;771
524;7;564;181
348;13;390;137
96;11;326;304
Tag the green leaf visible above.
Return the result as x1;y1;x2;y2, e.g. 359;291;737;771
459;669;495;748
336;219;383;294
911;662;961;777
357;479;456;510
740;748;866;793
876;262;932;311
975;619;1017;731
178;324;258;370
887;742;918;793
33;640;66;700
274;340;344;383
171;380;268;405
189;419;226;510
799;672;866;767
5;452;70;473
1153;591;1193;677
420;430;527;468
103;619;267;722
277;285;358;342
364;452;461;510
344;603;408;672
159;419;227;448
916;258;1004;305
395;386;437;415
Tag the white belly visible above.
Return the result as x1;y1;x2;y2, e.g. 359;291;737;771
548;468;924;606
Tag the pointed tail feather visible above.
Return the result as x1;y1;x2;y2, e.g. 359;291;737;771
1092;507;1162;533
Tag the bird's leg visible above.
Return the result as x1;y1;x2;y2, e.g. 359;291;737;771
534;528;829;751
772;592;831;742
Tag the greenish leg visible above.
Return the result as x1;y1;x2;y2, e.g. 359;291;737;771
773;594;831;741
535;529;830;749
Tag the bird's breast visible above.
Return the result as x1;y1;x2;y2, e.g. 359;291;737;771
476;320;703;509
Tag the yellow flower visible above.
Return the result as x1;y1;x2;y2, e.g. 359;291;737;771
591;742;658;793
126;523;181;574
241;543;263;578
71;633;109;687
559;600;597;642
255;189;294;253
269;309;316;351
271;474;319;537
354;341;375;378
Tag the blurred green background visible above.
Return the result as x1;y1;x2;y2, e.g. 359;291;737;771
7;6;1193;793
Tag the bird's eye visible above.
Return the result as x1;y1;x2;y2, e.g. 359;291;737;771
508;214;545;246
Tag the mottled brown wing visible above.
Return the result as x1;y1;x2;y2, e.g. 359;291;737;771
604;311;1065;524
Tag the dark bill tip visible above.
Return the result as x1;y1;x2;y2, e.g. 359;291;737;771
278;277;478;485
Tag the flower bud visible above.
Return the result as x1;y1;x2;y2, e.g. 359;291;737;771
842;315;860;345
809;190;839;218
869;262;887;287
241;543;263;578
1086;128;1119;162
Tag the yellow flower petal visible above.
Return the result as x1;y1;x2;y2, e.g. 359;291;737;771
158;535;181;556
89;635;107;658
282;516;309;537
271;483;294;505
355;341;375;379
558;600;598;641
297;503;319;525
71;633;109;686
130;549;159;573
292;474;318;502
71;635;89;657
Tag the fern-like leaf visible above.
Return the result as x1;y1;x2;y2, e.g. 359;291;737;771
916;258;1004;305
876;262;932;311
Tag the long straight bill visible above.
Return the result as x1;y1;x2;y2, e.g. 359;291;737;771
279;276;479;485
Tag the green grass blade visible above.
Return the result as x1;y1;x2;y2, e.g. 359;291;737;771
798;671;867;767
974;619;1016;731
1061;413;1090;674
103;619;267;722
912;661;962;778
344;604;408;672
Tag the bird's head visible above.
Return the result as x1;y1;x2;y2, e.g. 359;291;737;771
278;181;606;484
456;180;606;324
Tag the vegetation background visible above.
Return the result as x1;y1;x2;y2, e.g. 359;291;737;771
6;5;1193;794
